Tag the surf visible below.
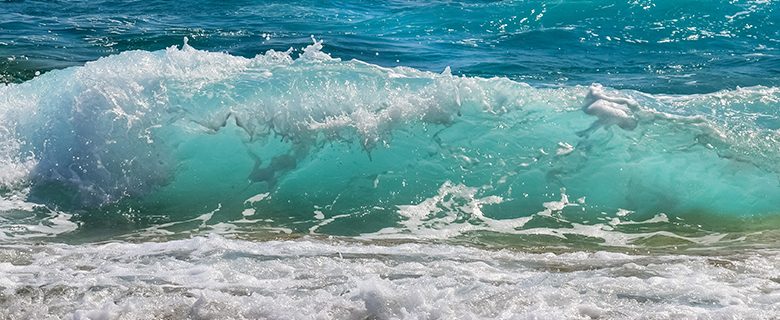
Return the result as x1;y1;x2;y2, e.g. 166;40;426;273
0;39;778;240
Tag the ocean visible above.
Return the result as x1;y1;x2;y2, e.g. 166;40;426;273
1;0;779;319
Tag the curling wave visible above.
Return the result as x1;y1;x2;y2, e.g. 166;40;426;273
0;39;778;239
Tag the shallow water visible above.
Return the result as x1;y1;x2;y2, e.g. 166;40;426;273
1;1;779;319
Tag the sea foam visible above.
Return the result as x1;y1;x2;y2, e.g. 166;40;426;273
0;236;778;319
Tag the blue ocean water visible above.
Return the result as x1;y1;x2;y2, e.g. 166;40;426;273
1;1;780;318
2;0;779;93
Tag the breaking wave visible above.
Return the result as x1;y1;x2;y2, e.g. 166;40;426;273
0;39;778;241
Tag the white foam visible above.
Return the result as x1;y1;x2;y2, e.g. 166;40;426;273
0;202;78;240
309;213;351;234
578;83;639;136
0;236;777;319
354;182;749;248
245;193;270;205
556;141;575;155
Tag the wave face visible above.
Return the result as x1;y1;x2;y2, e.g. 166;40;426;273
0;42;778;243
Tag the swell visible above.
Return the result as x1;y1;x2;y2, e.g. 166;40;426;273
0;40;778;239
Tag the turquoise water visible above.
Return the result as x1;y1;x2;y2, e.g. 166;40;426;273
1;1;780;318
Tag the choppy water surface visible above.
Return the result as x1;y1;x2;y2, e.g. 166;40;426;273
2;0;779;93
1;1;779;319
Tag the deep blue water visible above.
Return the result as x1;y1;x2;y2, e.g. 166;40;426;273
2;0;779;93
